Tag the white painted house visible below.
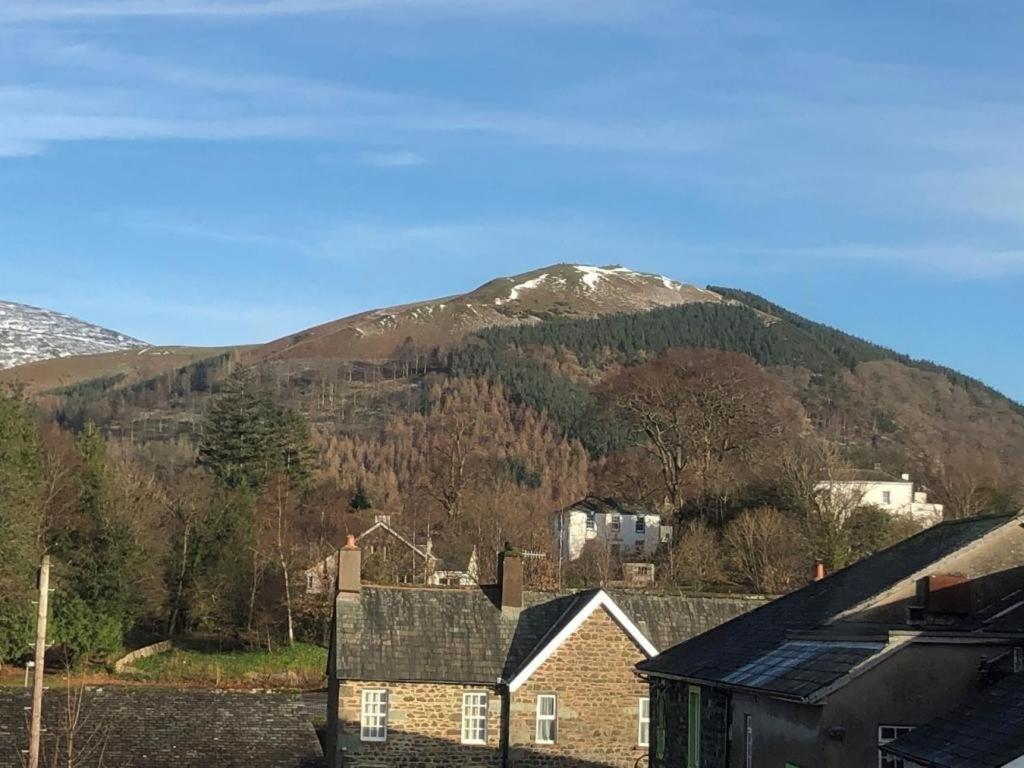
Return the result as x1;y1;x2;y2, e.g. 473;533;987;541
553;497;672;562
817;469;944;526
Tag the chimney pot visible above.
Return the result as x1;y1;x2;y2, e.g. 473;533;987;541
814;561;826;581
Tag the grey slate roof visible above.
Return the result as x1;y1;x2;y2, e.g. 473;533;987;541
721;640;886;699
334;586;762;685
830;468;902;482
0;687;323;768
883;672;1024;768
562;496;657;517
637;513;1019;698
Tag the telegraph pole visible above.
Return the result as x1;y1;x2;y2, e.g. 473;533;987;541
27;554;50;768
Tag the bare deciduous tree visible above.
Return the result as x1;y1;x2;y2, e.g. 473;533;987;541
662;518;727;590
781;438;867;571
724;506;808;594
603;349;805;514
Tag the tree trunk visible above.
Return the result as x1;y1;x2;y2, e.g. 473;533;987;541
167;518;192;636
247;550;260;633
281;554;295;647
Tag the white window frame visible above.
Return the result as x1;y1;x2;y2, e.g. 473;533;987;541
461;692;489;745
360;689;388;742
882;490;893;505
536;694;557;744
638;697;650;747
878;724;913;768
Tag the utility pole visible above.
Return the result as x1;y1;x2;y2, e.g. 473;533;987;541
27;554;50;768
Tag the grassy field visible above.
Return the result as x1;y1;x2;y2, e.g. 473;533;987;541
124;641;328;690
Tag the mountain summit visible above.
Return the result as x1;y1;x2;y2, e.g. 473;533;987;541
0;300;146;370
260;264;723;361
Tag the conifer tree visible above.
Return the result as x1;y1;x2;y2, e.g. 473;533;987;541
0;387;44;661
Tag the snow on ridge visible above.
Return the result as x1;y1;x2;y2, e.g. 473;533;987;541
0;299;146;370
573;264;687;291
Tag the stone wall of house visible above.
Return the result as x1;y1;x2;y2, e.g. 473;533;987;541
508;607;651;768
648;677;730;768
339;681;503;767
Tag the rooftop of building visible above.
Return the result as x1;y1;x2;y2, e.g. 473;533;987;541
637;512;1024;701
883;671;1024;768
0;687;323;768
333;583;763;686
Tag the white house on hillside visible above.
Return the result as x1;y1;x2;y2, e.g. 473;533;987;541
553;497;672;562
817;469;944;526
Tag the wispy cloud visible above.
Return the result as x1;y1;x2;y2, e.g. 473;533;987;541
115;208;1024;281
357;150;428;168
0;0;659;24
115;211;315;254
703;244;1024;280
0;35;709;158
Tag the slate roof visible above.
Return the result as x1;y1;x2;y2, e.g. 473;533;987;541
829;468;903;482
334;586;762;685
883;672;1024;768
560;496;658;517
637;513;1019;699
0;687;323;768
721;640;886;700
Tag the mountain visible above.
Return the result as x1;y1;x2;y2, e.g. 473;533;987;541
0;300;146;370
5;263;1022;489
257;264;724;362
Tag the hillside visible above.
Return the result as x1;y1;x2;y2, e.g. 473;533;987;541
256;264;723;362
0;345;243;397
447;295;1024;471
0;300;146;369
7;262;1023;485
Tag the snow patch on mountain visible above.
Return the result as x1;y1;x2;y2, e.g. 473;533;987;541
0;300;146;370
575;264;626;289
571;264;687;292
495;272;561;305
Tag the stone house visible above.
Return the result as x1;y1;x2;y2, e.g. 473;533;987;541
304;515;438;593
325;539;763;768
637;511;1024;768
553;497;673;563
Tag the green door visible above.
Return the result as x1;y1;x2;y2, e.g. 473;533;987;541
687;686;701;768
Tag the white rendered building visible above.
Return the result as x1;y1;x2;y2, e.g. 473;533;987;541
817;469;944;526
553;497;672;562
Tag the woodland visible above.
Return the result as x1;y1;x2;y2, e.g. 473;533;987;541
1;296;1021;666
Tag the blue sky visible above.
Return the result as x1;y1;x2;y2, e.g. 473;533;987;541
1;1;1022;402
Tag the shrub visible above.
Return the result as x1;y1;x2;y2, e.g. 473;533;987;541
50;593;124;665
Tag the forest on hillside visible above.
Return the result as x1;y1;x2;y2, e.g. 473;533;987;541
2;293;1021;666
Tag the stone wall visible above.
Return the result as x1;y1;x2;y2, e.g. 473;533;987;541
339;681;503;767
112;639;171;672
508;607;651;768
648;677;730;768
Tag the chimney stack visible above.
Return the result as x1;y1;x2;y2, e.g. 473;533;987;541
814;560;826;582
498;544;524;615
337;534;362;601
